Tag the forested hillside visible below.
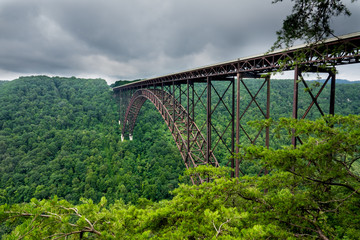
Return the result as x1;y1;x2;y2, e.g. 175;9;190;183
1;76;360;207
0;76;360;239
0;76;183;206
1;115;359;239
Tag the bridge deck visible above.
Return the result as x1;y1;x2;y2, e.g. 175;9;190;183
113;32;360;91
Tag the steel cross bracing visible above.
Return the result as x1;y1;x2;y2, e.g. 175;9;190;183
114;32;360;180
291;66;337;147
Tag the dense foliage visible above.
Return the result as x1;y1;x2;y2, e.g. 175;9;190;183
0;76;183;206
1;76;360;206
1;115;359;239
0;76;359;238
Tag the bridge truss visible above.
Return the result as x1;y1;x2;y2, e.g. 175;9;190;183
113;32;360;180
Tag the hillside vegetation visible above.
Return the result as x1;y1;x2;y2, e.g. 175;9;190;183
0;76;359;238
1;76;360;206
1;115;359;239
0;76;183;206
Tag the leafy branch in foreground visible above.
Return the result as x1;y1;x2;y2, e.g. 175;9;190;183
271;0;358;50
1;196;110;239
242;114;360;239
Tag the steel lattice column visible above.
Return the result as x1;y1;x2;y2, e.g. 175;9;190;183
292;66;300;147
292;66;337;148
329;72;336;115
207;77;211;164
235;73;241;178
233;73;271;177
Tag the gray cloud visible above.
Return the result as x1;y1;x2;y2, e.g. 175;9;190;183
0;0;359;83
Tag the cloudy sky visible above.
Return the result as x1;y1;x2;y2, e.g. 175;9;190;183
0;0;359;84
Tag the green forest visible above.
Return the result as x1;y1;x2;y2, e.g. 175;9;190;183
0;76;184;206
0;76;359;239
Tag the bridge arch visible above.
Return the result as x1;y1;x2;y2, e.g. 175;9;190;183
121;89;219;183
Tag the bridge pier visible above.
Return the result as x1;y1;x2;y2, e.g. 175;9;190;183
292;66;337;147
235;73;241;178
292;66;300;147
233;73;272;176
206;77;211;165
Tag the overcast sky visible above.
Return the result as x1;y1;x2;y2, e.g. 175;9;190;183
0;0;359;84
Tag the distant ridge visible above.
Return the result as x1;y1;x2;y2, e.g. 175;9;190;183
306;79;360;84
335;79;360;84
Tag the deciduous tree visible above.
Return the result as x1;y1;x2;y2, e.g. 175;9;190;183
272;0;358;50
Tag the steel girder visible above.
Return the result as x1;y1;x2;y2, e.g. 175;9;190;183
122;88;219;184
113;32;360;92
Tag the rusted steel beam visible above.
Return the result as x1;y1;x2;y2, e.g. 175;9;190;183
235;73;241;178
329;72;336;116
207;77;211;165
231;77;235;178
292;66;300;148
187;80;190;167
266;76;270;149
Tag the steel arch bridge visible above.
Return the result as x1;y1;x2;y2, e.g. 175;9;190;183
113;32;360;182
122;88;218;184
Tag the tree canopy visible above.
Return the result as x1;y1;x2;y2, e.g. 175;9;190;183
0;76;185;206
1;115;359;239
0;76;359;210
